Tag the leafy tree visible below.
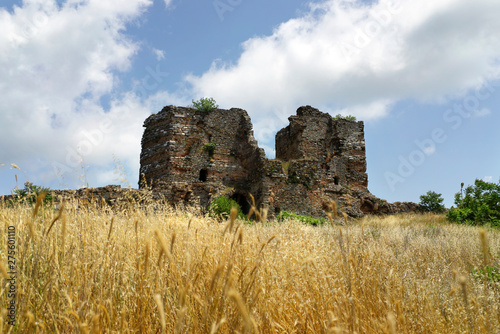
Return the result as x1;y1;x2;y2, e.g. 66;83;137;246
419;190;445;213
447;179;500;226
13;181;53;205
192;97;219;112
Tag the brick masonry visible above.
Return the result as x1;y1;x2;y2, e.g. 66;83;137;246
139;105;421;218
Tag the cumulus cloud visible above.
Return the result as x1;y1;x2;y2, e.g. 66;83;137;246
0;0;153;188
186;0;500;148
3;0;500;191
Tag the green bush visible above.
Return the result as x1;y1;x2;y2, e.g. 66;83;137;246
192;97;219;112
13;181;53;205
419;190;445;213
277;211;325;226
447;179;500;226
208;196;245;220
333;114;357;122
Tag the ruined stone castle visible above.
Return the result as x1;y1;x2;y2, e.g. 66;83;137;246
139;105;420;218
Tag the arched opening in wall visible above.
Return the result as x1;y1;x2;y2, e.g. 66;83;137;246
334;176;339;185
360;199;374;214
199;169;208;182
231;192;251;215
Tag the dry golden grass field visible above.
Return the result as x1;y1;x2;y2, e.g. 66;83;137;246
1;198;499;333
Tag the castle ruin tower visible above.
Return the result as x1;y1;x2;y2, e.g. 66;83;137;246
139;105;265;211
275;105;368;190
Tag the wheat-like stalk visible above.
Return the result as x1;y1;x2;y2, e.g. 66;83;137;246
1;198;499;333
154;294;166;333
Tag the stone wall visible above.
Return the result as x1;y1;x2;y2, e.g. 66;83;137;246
276;105;367;190
1;104;420;218
140;106;266;210
1;185;153;210
139;105;422;218
0;183;420;217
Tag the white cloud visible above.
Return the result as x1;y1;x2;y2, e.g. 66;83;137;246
2;0;500;191
153;48;165;61
0;0;153;189
163;0;174;8
186;0;500;148
483;176;493;182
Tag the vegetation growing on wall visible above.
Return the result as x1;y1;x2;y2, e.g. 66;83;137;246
208;195;245;220
203;142;216;158
332;114;357;122
192;97;219;112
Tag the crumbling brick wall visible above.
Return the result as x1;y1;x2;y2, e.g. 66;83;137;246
140;105;421;218
1;185;153;210
275;105;367;190
140;105;266;210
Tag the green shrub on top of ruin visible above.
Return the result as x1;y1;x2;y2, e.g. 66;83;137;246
419;190;445;213
208;196;245;220
192;97;219;112
447;179;500;227
277;210;326;226
333;114;357;122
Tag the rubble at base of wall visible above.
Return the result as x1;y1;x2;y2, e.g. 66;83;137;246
0;184;423;219
0;185;157;211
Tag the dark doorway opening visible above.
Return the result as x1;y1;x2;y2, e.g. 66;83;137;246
199;169;208;182
231;193;251;215
184;191;192;203
333;176;339;185
360;199;374;214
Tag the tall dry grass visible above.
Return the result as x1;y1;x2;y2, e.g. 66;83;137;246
0;198;499;333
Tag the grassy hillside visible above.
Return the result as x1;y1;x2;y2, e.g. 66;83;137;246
0;200;499;333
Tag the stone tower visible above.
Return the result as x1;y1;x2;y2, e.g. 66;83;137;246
275;105;367;190
139;105;265;211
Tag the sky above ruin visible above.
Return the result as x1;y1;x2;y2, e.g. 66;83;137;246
1;0;499;207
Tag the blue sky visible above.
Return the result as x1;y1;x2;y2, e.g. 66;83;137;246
1;0;499;208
